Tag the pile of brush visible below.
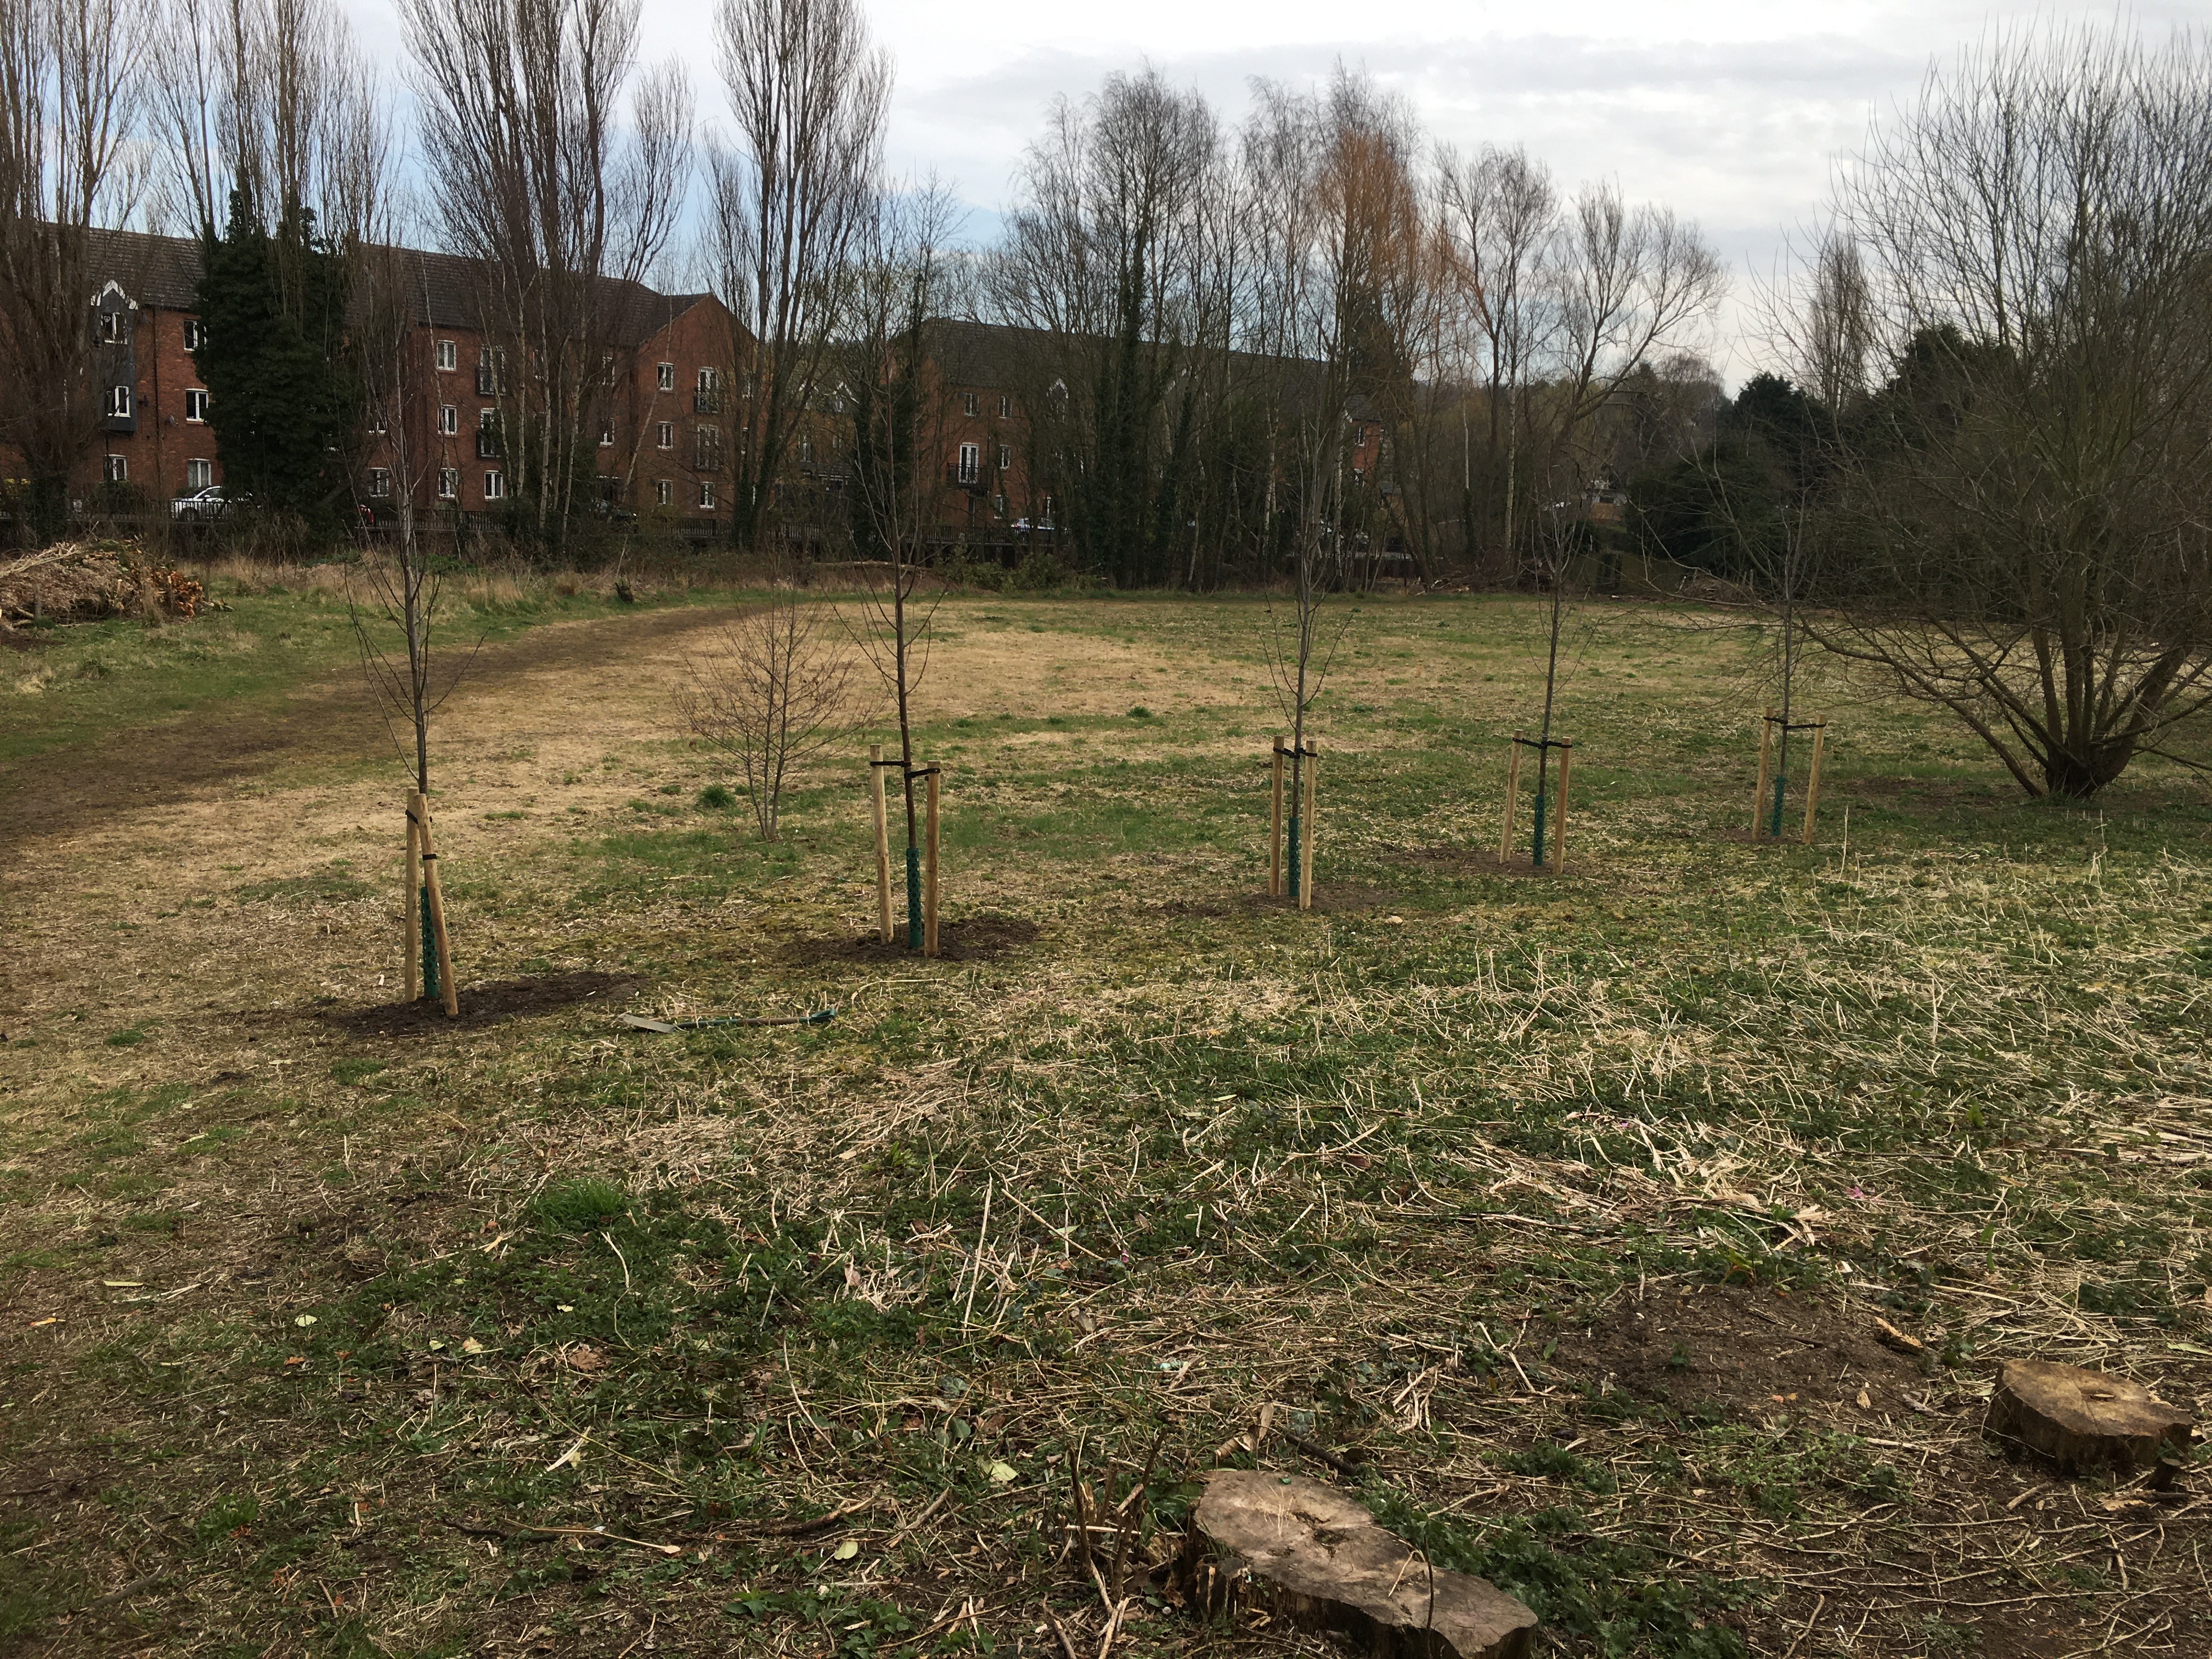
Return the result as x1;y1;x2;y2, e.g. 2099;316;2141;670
0;541;206;627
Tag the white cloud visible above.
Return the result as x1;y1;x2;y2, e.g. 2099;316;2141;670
342;0;2209;380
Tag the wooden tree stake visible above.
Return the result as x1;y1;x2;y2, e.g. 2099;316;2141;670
1269;736;1287;898
1753;709;1775;841
403;798;421;1002
869;744;892;943
1297;741;1317;911
923;765;940;959
1802;721;1827;845
415;794;459;1018
1552;740;1573;873
1500;734;1523;862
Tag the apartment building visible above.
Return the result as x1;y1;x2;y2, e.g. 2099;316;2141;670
55;229;746;525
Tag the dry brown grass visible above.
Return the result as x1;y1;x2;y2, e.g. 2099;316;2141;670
1;591;2208;1658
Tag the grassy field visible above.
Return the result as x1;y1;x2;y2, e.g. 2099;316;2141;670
2;575;2209;1658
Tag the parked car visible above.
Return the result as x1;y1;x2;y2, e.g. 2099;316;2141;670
1009;517;1057;536
170;484;247;521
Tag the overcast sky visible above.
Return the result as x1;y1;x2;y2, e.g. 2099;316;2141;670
352;0;2195;382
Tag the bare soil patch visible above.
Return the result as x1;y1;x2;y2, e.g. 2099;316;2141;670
1387;845;1572;879
314;970;639;1036
1554;1284;1926;1419
781;913;1040;964
1241;882;1403;915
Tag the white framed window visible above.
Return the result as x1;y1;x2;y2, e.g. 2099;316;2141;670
962;391;979;417
998;394;1011;418
656;362;675;392
184;388;210;423
97;311;128;345
699;480;716;509
484;470;504;501
602;352;616;385
105;385;133;418
599;425;614;447
367;410;387;436
654;478;673;506
183;319;205;352
438;405;458;435
103;454;127;482
436;339;457;371
185;458;213;490
957;442;979;484
656;421;673;449
993;493;1006;517
437;467;458;500
798;437;814;464
367;467;390;498
997;443;1011;471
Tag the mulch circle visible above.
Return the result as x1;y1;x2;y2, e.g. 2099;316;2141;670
1386;845;1569;878
782;915;1039;965
1239;882;1401;915
319;970;639;1037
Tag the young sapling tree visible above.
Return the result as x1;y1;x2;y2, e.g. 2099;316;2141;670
841;184;959;947
676;586;857;841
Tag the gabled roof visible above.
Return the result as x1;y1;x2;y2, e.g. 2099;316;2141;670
924;318;1056;389
83;228;203;311
78;226;718;347
926;315;1348;413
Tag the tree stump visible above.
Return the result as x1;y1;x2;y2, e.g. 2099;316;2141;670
1987;1359;2194;1472
1175;1471;1537;1659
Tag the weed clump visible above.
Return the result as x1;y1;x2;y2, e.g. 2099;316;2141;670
531;1177;629;1232
696;783;737;811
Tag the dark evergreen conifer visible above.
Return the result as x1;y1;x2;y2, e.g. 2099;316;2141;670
193;190;360;528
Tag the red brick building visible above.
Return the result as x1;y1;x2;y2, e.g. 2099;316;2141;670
920;319;1048;543
48;230;748;527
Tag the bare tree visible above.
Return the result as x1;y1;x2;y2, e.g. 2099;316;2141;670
1437;148;1722;582
1798;27;2212;796
401;0;692;548
351;499;471;804
678;595;855;840
1801;229;1872;417
712;0;889;554
149;0;384;244
990;67;1228;588
1238;76;1401;894
0;0;149;543
1438;144;1557;578
839;183;958;944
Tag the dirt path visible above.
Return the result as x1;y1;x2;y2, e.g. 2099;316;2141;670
3;600;735;843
